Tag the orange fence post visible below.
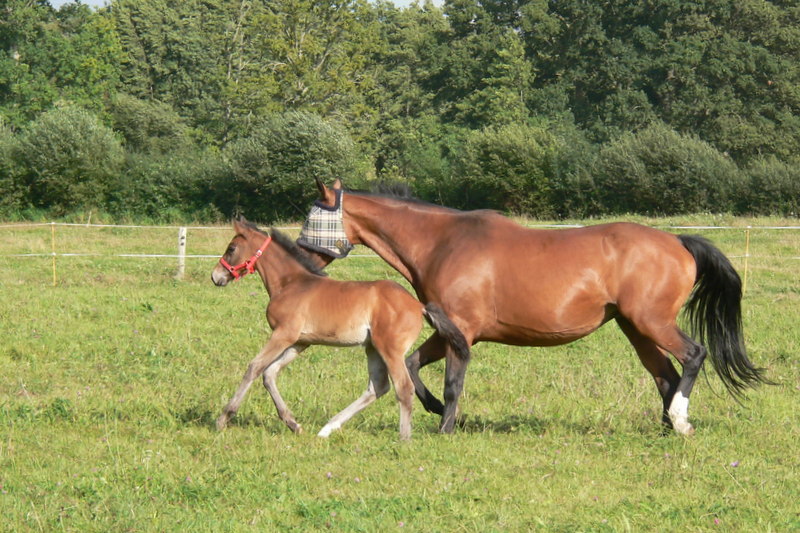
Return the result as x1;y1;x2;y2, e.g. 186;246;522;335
742;227;751;294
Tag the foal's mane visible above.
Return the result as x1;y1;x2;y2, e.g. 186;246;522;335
242;221;327;277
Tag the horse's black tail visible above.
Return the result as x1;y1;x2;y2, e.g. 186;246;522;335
678;235;771;397
422;303;470;361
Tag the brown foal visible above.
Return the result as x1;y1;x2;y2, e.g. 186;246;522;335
211;219;467;440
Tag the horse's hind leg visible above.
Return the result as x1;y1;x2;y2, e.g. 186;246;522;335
216;335;296;431
440;343;471;434
619;316;707;435
616;317;681;429
405;333;447;415
666;332;706;435
262;345;307;434
318;346;390;438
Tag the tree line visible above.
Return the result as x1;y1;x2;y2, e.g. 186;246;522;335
1;0;798;223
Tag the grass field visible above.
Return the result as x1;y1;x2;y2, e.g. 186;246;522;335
0;217;798;531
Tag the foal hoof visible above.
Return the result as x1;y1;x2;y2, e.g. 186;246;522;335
288;421;304;434
216;415;229;431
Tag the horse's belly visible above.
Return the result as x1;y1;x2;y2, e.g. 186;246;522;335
484;297;615;347
483;318;610;346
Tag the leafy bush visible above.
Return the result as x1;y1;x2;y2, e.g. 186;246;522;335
109;94;193;154
108;148;226;223
541;121;599;218
449;122;582;217
594;123;743;215
222;111;366;222
14;106;124;215
741;156;800;217
0;124;25;216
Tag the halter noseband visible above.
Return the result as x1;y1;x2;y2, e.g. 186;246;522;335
218;235;272;280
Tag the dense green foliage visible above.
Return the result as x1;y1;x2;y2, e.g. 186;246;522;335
2;0;799;221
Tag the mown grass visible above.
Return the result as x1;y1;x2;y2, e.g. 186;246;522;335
0;218;798;531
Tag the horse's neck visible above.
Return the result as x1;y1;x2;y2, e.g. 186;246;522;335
345;194;441;290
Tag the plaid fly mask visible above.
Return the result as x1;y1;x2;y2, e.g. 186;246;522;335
297;189;354;258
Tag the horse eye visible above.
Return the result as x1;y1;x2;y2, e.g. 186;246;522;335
226;245;236;255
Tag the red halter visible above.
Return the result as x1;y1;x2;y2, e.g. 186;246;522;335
218;235;272;280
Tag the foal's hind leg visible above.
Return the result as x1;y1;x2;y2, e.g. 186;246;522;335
216;335;297;431
318;346;391;438
375;340;415;441
262;345;307;434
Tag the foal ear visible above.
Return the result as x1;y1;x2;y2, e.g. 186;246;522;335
233;216;248;233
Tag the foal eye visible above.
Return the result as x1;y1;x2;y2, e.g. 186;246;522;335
226;245;236;255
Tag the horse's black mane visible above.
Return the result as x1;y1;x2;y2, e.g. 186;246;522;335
243;221;327;277
345;182;450;209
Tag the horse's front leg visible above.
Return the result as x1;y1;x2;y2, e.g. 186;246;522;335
216;333;297;431
405;334;448;415
262;345;307;433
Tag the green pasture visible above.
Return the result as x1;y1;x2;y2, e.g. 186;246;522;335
0;218;798;531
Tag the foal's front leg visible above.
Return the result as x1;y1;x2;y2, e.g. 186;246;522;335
262;345;306;433
216;334;297;431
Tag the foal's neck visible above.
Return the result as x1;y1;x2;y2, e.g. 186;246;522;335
252;233;316;297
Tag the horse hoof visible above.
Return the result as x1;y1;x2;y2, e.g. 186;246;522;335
673;421;695;436
290;422;304;434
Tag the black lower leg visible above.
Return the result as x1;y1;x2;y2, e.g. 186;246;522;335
439;353;469;434
657;378;679;428
406;350;445;415
676;342;707;398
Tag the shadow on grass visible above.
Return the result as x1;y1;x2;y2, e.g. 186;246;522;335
418;411;674;437
172;405;218;428
171;403;679;438
455;413;548;434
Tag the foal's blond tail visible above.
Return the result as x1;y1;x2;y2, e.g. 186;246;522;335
422;303;470;360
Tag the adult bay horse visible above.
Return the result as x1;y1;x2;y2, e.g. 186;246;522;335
298;179;769;435
212;219;467;440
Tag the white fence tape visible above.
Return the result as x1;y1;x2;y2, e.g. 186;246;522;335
1;222;798;262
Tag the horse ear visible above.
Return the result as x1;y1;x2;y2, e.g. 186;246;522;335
332;178;342;190
315;177;337;206
315;176;327;197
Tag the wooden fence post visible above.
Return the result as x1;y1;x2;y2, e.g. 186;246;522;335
176;226;187;280
51;222;57;287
